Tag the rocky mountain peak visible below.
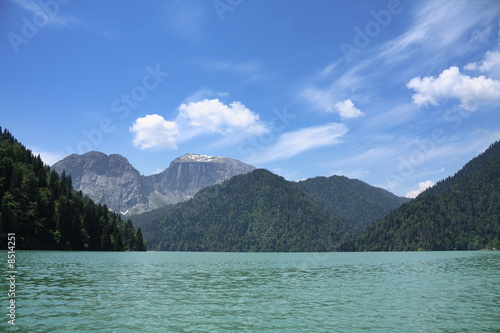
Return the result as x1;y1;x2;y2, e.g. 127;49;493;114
52;151;255;215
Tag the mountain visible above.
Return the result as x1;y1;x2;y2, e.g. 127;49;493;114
52;152;255;215
134;169;357;251
150;153;256;197
51;152;149;214
349;140;500;251
0;127;145;251
296;176;410;232
133;169;410;252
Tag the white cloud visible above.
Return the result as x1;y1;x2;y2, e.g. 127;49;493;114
407;66;500;110
178;99;268;135
464;51;500;76
405;180;435;198
130;114;179;149
334;99;364;119
253;123;348;164
130;98;268;150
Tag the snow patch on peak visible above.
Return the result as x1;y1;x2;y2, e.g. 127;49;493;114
176;153;226;163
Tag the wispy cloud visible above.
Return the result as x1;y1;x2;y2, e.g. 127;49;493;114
253;123;348;164
11;0;86;28
300;64;365;114
345;129;500;193
378;0;495;63
362;102;417;130
300;0;497;116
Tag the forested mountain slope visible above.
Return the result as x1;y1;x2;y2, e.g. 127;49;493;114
296;176;409;232
0;127;145;251
349;141;500;251
140;169;352;251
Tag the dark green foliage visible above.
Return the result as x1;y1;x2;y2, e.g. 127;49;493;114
0;127;145;251
130;205;174;232
296;176;409;232
350;141;500;251
137;169;352;251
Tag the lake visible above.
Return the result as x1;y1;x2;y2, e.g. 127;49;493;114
2;251;499;332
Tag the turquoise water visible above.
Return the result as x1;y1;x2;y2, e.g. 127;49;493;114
2;251;499;332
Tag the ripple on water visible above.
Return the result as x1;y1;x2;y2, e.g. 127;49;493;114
4;251;500;332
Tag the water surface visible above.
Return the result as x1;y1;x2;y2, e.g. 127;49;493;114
2;251;499;332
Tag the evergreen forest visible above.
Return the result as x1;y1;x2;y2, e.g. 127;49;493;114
2;124;499;253
135;169;352;251
347;141;500;251
0;128;146;251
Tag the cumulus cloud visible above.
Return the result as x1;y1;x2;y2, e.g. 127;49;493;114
407;66;500;110
334;99;364;119
178;99;268;135
253;123;348;163
130;99;268;150
130;114;179;149
405;180;435;199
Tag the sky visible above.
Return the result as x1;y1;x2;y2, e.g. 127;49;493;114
1;0;500;198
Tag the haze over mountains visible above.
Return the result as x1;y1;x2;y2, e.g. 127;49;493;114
52;152;255;215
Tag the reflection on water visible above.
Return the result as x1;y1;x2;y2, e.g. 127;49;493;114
2;251;499;332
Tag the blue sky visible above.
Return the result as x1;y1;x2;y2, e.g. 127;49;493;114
1;0;500;198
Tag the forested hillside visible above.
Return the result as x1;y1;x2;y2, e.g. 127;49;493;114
348;141;500;251
296;176;409;232
0;128;145;251
139;169;352;251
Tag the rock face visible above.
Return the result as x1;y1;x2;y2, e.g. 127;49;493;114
52;152;255;215
151;153;256;196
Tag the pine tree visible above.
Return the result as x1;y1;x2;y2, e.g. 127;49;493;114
135;227;145;251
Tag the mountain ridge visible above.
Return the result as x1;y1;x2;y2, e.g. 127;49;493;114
52;152;255;215
295;175;410;232
135;169;352;251
132;169;410;251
